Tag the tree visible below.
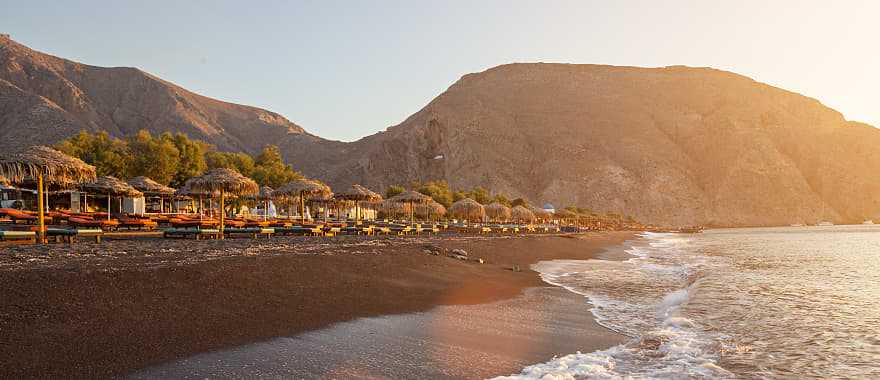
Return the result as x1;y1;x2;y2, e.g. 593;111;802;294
250;145;301;187
492;193;512;207
452;191;467;202
386;185;405;198
56;130;130;178
511;198;530;208
127;130;180;184
416;180;454;207
206;151;255;177
465;186;491;204
168;133;208;187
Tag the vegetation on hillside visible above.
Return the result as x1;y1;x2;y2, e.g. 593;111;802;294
57;130;301;187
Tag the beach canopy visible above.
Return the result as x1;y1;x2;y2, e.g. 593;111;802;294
554;209;577;220
485;202;512;222
187;168;259;238
275;178;332;220
175;179;215;197
388;190;432;204
530;206;553;220
511;205;536;223
415;200;446;220
81;176;144;197
450;198;485;221
334;184;382;202
0;146;96;243
250;186;275;201
0;145;96;185
128;176;175;196
186;168;259;196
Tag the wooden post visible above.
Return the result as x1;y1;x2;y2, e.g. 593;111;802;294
37;174;45;244
219;189;225;239
107;193;111;220
300;191;306;223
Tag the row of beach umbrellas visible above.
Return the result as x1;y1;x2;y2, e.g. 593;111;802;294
0;146;567;242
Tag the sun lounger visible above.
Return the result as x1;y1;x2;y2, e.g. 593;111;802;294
68;217;119;231
0;230;37;244
275;226;323;236
118;217;158;231
223;227;274;238
163;228;221;240
46;228;103;243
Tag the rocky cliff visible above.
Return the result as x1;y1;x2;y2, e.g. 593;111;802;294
281;64;880;226
0;35;304;153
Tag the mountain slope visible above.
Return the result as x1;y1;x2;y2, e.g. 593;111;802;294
0;35;304;153
280;63;880;226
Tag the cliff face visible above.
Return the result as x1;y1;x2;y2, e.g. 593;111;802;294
3;35;878;226
0;35;304;153
281;64;880;226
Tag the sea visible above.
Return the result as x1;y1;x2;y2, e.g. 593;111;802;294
499;225;880;379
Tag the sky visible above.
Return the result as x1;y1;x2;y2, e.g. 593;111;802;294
2;0;878;141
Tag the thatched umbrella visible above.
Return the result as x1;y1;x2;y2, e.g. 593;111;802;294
80;176;144;220
275;178;332;222
175;180;216;215
530;206;553;222
334;184;382;221
186;168;259;238
0;146;96;242
485;202;512;222
555;209;577;224
128;176;175;213
511;205;536;224
416;200;446;221
388;191;433;224
379;200;409;220
450;198;485;222
246;185;275;220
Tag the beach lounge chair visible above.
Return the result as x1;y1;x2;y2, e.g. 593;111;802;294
223;227;274;238
163;228;221;240
275;226;323;236
118;216;158;231
0;230;37;244
46;228;103;243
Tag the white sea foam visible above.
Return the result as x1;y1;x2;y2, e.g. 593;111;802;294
496;233;731;379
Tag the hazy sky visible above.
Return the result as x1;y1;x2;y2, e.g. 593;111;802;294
3;1;878;141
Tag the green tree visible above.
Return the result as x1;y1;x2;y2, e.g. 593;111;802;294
511;198;530;208
127;130;180;184
56;130;130;178
465;186;491;204
492;193;512;207
416;180;454;207
206;151;255;177
250;145;301;187
386;185;405;198
168;133;208;187
452;191;467;202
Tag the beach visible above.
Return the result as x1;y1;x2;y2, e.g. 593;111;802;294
0;232;633;379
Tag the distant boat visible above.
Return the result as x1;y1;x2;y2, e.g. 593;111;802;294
863;220;875;225
817;221;834;226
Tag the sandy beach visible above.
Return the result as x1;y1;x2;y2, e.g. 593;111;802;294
0;232;634;379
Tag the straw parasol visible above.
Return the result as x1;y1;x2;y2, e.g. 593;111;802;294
128;176;175;213
0;146;96;242
511;205;536;223
416;200;446;221
175;179;216;215
246;186;275;220
186;168;259;238
485;202;512;222
80;176;144;219
388;191;433;224
275;178;332;222
530;206;553;222
449;198;486;222
334;184;382;220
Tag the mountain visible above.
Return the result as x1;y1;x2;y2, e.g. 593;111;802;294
0;34;304;153
2;35;879;226
281;64;880;227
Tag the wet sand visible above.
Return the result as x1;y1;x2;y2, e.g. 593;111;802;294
0;232;634;379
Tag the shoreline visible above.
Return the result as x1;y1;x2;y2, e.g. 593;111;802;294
0;231;635;379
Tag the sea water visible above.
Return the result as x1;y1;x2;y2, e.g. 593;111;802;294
498;226;880;379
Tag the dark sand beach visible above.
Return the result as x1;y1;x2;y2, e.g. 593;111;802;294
0;232;634;379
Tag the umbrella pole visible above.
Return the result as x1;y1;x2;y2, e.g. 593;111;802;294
219;190;225;239
37;174;45;244
107;193;111;220
300;191;306;223
84;193;87;213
